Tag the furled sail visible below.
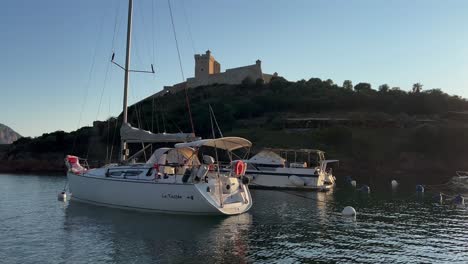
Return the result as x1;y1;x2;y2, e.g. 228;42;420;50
120;123;199;143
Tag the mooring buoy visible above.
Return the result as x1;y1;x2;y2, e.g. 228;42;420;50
453;194;465;206
342;206;357;217
58;191;67;201
344;176;352;183
416;185;424;193
350;180;357;187
359;185;370;193
391;180;398;189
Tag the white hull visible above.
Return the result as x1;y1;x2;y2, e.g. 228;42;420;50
67;168;252;215
245;168;334;191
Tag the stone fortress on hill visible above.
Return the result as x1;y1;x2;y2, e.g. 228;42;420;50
152;50;279;97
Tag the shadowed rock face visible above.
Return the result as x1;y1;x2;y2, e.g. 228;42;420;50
0;123;21;144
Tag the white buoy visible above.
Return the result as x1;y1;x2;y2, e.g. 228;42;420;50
342;206;356;217
453;195;465;206
350;180;357;187
58;191;67;201
416;185;424;193
360;185;370;194
391;180;398;188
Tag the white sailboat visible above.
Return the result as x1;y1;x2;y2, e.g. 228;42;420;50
64;0;253;215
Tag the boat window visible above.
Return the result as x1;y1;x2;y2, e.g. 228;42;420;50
124;170;143;177
109;171;123;177
251;163;284;169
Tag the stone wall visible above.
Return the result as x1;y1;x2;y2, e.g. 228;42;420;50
187;62;263;88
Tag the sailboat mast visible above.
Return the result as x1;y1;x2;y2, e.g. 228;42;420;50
121;0;133;162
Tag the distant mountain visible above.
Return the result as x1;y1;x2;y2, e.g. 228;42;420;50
0;123;21;144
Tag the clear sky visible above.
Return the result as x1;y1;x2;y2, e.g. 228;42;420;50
2;0;468;137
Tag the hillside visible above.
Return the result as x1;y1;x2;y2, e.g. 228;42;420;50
0;123;21;144
2;77;468;184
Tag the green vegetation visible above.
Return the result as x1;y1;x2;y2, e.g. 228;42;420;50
129;77;468;136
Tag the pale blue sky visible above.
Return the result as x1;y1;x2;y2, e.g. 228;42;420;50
1;0;468;137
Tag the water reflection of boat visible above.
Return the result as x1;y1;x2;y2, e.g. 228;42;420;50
455;171;468;181
64;202;252;262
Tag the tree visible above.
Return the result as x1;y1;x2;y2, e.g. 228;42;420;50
323;79;334;87
343;80;353;90
378;84;390;93
241;76;254;87
307;78;322;86
255;78;265;87
354;82;372;92
412;83;423;93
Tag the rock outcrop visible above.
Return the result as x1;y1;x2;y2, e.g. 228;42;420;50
0;123;21;144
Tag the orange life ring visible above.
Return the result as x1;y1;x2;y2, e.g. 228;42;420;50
235;160;245;176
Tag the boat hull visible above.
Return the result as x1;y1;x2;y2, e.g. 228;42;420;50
245;168;333;191
67;172;250;215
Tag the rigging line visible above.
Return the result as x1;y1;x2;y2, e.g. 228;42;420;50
72;11;106;154
104;1;122;162
160;107;167;133
134;103;143;129
106;117;111;162
151;0;156;67
90;0;123;160
168;118;184;133
181;0;196;54
210;106;217;140
111;0;122;52
132;33;145;70
209;105;223;138
128;89;142;129
156;92;167;132
135;0;153;66
153;96;160;133
136;98;150;131
86;55;113;159
109;117;119;162
167;0;195;135
151;96;155;132
134;99;150;132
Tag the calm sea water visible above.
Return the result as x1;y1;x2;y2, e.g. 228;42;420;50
0;174;467;264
